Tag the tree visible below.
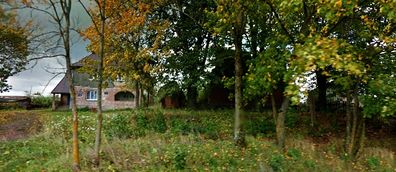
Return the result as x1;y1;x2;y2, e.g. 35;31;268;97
78;0;108;167
81;1;166;166
158;0;215;108
19;0;82;170
281;1;396;158
0;4;29;92
206;0;253;146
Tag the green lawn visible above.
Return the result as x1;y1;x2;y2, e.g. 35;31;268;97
0;108;395;171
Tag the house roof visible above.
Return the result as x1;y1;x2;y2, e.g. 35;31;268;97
51;53;97;94
51;53;119;94
72;53;99;67
51;76;69;94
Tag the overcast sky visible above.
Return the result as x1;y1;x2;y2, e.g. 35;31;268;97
0;1;92;96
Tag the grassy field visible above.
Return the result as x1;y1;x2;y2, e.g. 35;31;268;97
0;108;395;171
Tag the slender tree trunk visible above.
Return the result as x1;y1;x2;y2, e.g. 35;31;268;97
345;91;352;151
93;0;105;167
355;118;365;158
52;94;56;111
233;10;245;147
147;91;150;107
277;97;290;151
66;70;80;171
140;88;144;107
348;89;358;156
271;93;277;122
308;91;316;128
56;0;80;170
135;82;140;108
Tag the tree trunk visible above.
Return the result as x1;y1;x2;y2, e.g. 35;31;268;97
233;10;245;147
67;72;80;172
347;89;358;156
271;93;277;122
316;69;327;111
187;85;198;108
93;0;105;167
355;118;365;158
277;97;290;151
308;91;316;128
345;91;352;151
52;94;56;111
135;82;140;108
59;0;80;170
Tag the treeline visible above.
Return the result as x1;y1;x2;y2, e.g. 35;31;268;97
99;0;395;159
1;0;395;171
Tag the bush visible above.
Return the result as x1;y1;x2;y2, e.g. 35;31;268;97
286;108;299;128
170;118;191;135
287;148;301;160
31;96;52;108
245;118;275;136
269;154;284;171
173;148;187;170
201;119;219;139
136;111;150;130
366;156;380;170
151;111;167;133
105;113;134;138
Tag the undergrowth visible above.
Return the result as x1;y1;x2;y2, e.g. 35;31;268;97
0;109;395;171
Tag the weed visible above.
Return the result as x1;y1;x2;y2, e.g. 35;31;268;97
269;154;284;171
366;156;380;170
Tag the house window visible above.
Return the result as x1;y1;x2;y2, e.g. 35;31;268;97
115;91;134;101
86;90;97;100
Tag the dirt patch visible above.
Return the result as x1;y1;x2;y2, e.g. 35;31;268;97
0;111;42;141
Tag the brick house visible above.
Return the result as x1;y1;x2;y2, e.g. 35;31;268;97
51;54;136;110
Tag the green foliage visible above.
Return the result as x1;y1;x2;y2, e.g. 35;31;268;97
136;110;150;129
285;108;299;128
303;159;316;169
269;154;284;171
199;118;219;140
31;96;52;108
173;148;188;170
0;9;29;92
362;74;396;118
366;156;380;170
287;148;301;160
170;118;191;135
245;117;275;136
151;110;167;133
1;109;396;171
105;113;134;139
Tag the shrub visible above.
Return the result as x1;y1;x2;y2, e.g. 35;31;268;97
151;110;167;133
287;148;301;160
170;118;191;135
366;156;380;170
173;148;187;170
245;118;275;136
286;108;299;128
269;154;284;171
31;96;52;108
105;113;133;138
136;111;149;130
303;159;316;169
